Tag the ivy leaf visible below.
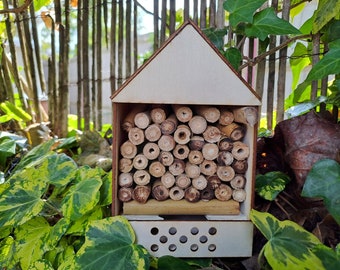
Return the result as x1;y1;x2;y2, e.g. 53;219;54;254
157;256;196;270
14;217;51;270
202;27;227;50
250;209;325;270
245;8;301;40
285;96;328;119
99;170;112;206
290;42;311;90
301;158;340;225
223;0;267;27
224;47;242;70
313;244;340;270
76;216;150;270
313;0;340;33
255;171;290;201
0;236;17;269
29;259;55;270
0;137;16;168
61;167;102;221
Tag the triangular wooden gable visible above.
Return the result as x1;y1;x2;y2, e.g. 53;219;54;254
111;20;261;106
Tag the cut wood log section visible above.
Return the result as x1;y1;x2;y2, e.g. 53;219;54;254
123;199;240;215
169;159;185;175
217;151;234;166
184;186;201;202
133;169;151;185
214;184;233;201
218;122;245;141
232;160;248;174
133;185;151;204
192;174;208;190
188;150;204;165
188;115;207;134
200;188;215;201
149;161;166;178
161;171;176;188
188;135;205;151
203;126;222;143
119;158;133;173
118;187;133;202
207;175;221;189
134;111;151;129
118;172;133;187
185;162;201;178
160;114;178;135
230;175;246;189
122;104;147;132
150;107;167;124
232;189;246;202
173;144;190;159
217;166;235;182
232;141;250;160
233;107;258;127
173;124;192;144
169;186;185;200
175;174;191;189
172;104;193;123
145;124;162;142
202;143;219;160
152;180;170;201
158;134;176;151
218;137;234;151
133;154;149;170
120;140;138;158
128;127;145;145
219;109;234;125
143;142;160;160
158;151;174;166
200;159;217;176
195;105;221;123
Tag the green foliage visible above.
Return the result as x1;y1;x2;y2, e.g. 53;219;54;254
301;158;340;225
285;96;327;118
250;209;340;270
313;0;340;33
0;101;32;127
255;172;291;201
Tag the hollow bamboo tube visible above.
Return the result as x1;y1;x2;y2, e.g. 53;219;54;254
172;104;193;123
160;114;178;135
173;124;191;144
128;127;145;145
133;170;151;185
200;160;217;176
119;158;133;173
188;150;204;165
195;105;220;123
214;184;232;201
158;135;176;151
202;143;219;160
161;171;176;188
120;140;137;159
203;126;222;143
143;142;160;160
134;111;151;129
133;185;151;204
218;109;234;126
184;186;201;202
133;154;149;170
149;161;166;178
158;151;174;166
118;187;133;202
145;123;162;142
150;107;167;124
188;115;207;134
173;144;190;160
152;180;170;201
169;186;185;201
118;172;133;187
217;166;235;182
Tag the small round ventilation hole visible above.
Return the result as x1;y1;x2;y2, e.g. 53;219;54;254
179;235;188;243
208;244;216;252
159;235;168;243
169;244;177;252
190;244;199;252
208;227;217;235
150;244;159;252
151;227;159;235
169;227;177;235
191;227;199;235
199;235;208;243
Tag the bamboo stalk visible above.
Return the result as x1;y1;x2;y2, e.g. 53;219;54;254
184;186;200;202
173;144;190;160
158;151;174;166
160;114;178;135
133;154;149;170
176;174;191;189
202;143;219;160
232;189;246;202
128;127;145;145
133;185;151;204
231;141;250;160
158;135;176;151
169;186;185;201
118;172;133;187
200;159;217;176
195;105;220;123
207;175;221;189
173;124;191;144
232;160;248;174
134;111;151;129
192;174;207;190
189;136;205;151
218;123;245;141
145;123;161;142
169;159;185;176
120;140;137;159
217;151;234;166
233;107;258;127
185;162;201;178
188;150;204;165
149;161;166;178
161;171;176;188
133;170;151;185
150;106;167;124
172;104;193;122
219;109;234;125
203;126;222;143
218;137;234;151
119;158;133;173
118;187;133;202
200;188;215;201
188;115;207;134
230;175;246;189
215;184;232;201
143;142;160;160
216;166;235;182
152;180;169;201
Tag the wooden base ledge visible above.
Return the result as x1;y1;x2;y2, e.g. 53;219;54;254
123;199;240;215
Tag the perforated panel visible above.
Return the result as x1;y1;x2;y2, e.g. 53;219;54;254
129;220;253;257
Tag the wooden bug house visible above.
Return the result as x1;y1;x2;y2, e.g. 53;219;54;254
111;21;261;258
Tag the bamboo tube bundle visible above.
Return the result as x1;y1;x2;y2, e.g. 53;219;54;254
158;151;174;166
150;106;168;124
195;105;221;123
160;114;178;135
188;115;207;134
118;187;133;202
143;142;160;160
152;180;170;201
145;124;162;142
122;104;147;132
218;122;245;141
173;144;190;160
172;104;193;123
120;140;137;159
133;185;151;203
133;154;148;170
134;111;151;129
233;107;258;127
119;158;133;173
128;127;145;145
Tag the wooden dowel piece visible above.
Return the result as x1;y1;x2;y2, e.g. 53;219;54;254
169;159;185;176
192;174;207;190
118;187;133;202
195;105;221;123
145;124;162;142
184;186;201;202
169;186;185;200
219;109;234;126
158;135;176;151
161;171;176;188
173;124;191;144
230;175;246;189
218;137;234;151
160;114;178;135
152;180;169;201
118;172;133;187
188;150;204;165
133;185;151;204
202;143;219;160
188;115;207;134
134;111;151;129
233;107;258;127
143;142;160;160
217;166;235;182
173;144;190;160
232;189;246;202
133;154;149;170
218;123;245;141
172;105;193;123
189;136;205;151
217;151;234;166
150;107;167;124
122;104;147;132
231;141;250;160
119;158;133;173
200;160;217;176
128;127;145;145
185;162;201;178
149;161;166;178
215;184;232;201
133;170;151;185
232;160;248;174
203;126;222;143
200;188;214;201
207;175;221;189
158;151;174;166
176;174;191;189
120;140;137;158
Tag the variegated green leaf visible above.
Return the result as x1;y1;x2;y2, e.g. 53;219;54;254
290;42;311;90
0;236;17;269
99;170;112;206
245;8;301;40
14;217;51;270
76;216;150;270
313;0;340;33
224;47;242;70
61;167;102;221
29;259;54;270
313;244;340;270
250;209;325;270
45;218;70;250
255;171;290;201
